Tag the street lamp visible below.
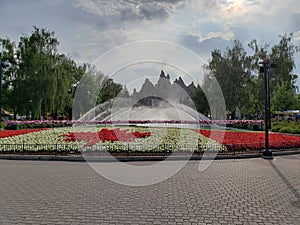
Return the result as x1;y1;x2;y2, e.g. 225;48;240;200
259;57;277;159
0;61;11;121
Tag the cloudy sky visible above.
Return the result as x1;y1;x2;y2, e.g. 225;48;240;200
1;0;300;91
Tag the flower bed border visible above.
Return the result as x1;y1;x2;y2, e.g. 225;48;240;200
4;119;264;129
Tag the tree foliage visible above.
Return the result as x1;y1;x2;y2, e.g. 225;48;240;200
198;34;299;119
0;27;123;120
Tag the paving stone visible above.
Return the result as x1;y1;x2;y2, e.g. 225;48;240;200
0;155;299;224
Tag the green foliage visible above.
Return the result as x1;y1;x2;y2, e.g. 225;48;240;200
271;121;300;134
200;33;299;118
2;28;300;121
191;85;209;116
279;126;293;134
0;27;123;120
271;83;298;112
292;128;300;134
0;121;4;129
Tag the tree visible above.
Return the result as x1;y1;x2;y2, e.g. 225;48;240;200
53;54;85;118
205;40;252;118
271;83;298;112
97;78;122;104
248;34;299;116
269;33;299;92
0;38;17;114
201;34;299;119
13;27;60;119
72;64;123;119
0;27;124;120
191;84;209;116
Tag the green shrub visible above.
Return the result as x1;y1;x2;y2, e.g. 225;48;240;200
292;128;300;134
271;126;281;132
279;126;293;134
0;121;4;129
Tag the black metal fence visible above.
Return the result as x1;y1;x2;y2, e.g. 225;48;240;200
0;141;299;156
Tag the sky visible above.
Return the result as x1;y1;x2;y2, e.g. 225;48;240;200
1;0;300;92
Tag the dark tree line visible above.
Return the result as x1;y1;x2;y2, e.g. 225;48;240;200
192;33;300;119
1;27;299;121
0;27;122;120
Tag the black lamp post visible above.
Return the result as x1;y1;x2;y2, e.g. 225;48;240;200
0;61;11;121
259;58;277;159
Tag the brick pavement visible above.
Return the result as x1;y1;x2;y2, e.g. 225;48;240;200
0;155;299;224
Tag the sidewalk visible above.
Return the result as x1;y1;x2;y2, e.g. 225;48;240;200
0;155;299;224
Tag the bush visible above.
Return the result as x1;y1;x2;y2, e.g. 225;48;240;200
0;121;4;130
271;126;281;132
279;126;293;134
292;128;300;134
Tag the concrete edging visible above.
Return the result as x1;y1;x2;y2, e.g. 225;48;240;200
0;150;299;162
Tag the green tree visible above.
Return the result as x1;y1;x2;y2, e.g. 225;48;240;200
205;40;252;118
248;33;299;116
13;27;59;119
97;78;122;104
1;27;124;120
269;33;299;92
72;64;123;119
271;83;298;112
53;54;85;118
191;84;209;116
201;34;299;119
0;38;17;114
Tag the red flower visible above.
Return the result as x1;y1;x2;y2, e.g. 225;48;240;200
195;129;300;151
62;128;151;147
0;129;46;138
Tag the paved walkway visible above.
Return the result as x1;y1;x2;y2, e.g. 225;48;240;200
0;155;299;224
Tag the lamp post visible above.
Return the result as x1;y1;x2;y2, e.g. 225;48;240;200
259;57;277;159
0;61;11;121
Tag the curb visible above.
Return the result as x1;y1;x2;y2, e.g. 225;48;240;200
0;150;299;162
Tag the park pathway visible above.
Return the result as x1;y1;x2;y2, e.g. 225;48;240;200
0;155;299;224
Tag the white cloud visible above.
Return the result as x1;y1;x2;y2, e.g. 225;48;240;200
1;0;299;85
293;30;300;42
190;0;299;28
198;30;235;42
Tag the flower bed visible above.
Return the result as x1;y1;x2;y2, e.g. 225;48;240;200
62;128;151;147
0;127;224;152
196;129;300;150
0;129;46;138
3;126;299;154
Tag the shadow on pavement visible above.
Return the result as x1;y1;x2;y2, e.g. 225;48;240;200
268;160;300;209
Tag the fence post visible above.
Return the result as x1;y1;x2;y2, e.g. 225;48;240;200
259;143;262;153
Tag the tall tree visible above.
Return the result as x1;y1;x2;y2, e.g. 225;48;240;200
269;33;299;92
0;27;124;120
204;40;251;118
14;27;59;118
0;38;17;114
271;83;298;112
191;84;209;116
248;33;299;114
